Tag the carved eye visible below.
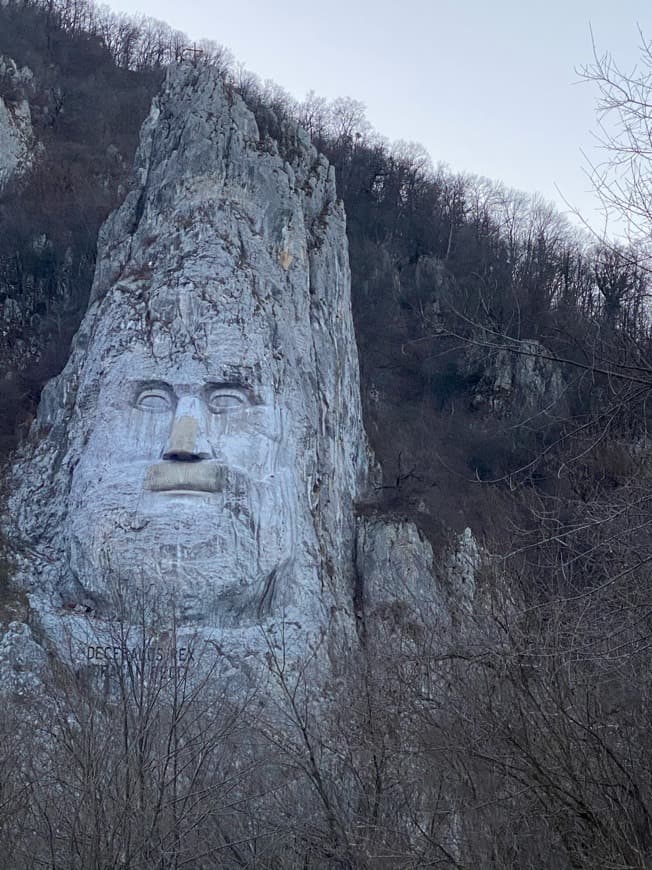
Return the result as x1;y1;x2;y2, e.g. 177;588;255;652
136;389;172;412
206;390;245;414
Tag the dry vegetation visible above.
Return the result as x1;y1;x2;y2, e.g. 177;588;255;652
0;2;651;867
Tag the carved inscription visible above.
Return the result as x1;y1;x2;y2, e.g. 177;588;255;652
86;644;198;679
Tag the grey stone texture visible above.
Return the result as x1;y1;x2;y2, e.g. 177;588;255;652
4;63;468;677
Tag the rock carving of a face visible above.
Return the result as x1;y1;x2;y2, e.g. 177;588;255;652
66;339;299;627
12;66;367;639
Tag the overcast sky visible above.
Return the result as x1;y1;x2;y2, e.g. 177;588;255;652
108;0;651;231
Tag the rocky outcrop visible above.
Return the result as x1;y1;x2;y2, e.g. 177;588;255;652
0;620;45;696
468;339;567;420
0;56;35;191
6;63;373;671
356;517;450;629
4;63;471;686
445;526;481;615
357;518;481;635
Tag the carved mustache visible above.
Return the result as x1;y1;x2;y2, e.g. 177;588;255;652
144;462;249;494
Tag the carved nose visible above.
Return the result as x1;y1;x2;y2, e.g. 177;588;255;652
163;398;212;462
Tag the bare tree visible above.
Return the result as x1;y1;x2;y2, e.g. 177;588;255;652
3;583;265;870
579;28;652;268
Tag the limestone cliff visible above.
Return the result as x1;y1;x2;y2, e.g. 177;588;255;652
0;56;35;191
4;62;469;684
5;63;372;670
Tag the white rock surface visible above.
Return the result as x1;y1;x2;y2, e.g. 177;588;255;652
0;57;35;191
0;621;46;696
445;527;481;615
4;64;467;681
7;64;370;666
356;516;451;632
355;520;483;641
0;95;33;189
470;339;567;419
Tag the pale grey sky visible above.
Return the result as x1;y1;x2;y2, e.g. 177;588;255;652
108;0;651;230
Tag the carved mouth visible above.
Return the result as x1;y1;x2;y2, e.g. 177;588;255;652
144;462;226;493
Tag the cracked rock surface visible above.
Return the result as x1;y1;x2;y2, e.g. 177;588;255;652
5;63;458;676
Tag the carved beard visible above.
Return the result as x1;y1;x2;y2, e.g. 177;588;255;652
67;468;296;626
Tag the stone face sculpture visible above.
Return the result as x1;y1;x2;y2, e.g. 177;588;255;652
8;64;370;652
67;344;298;626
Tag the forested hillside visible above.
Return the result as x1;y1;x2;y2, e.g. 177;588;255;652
1;0;649;541
1;2;652;866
